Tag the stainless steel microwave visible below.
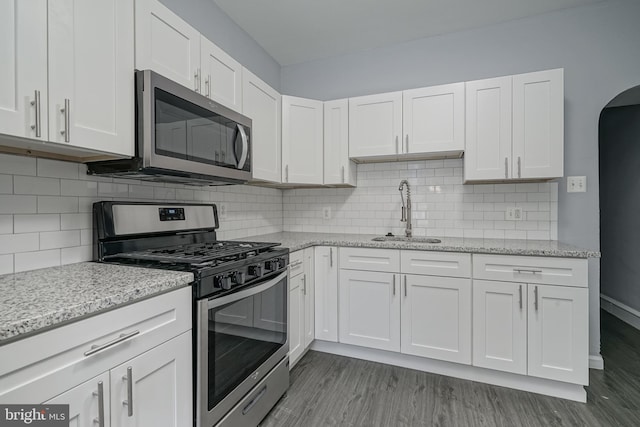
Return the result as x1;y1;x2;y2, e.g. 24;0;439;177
87;70;252;185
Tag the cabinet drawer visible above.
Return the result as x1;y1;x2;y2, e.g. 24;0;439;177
0;287;192;403
401;251;471;278
473;255;587;287
339;248;400;273
289;250;305;277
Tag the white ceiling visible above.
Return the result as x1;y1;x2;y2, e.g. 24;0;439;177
213;0;604;66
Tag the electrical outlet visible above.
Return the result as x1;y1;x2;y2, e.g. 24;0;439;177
567;176;587;193
506;207;523;221
218;203;228;220
322;206;332;220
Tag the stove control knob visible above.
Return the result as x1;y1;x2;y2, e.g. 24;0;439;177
215;275;232;290
232;271;245;285
277;258;286;269
265;260;279;271
248;265;263;277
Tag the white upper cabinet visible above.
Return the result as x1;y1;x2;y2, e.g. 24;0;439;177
135;0;201;92
403;83;465;155
200;36;242;111
324;99;356;186
464;76;512;181
349;91;403;159
282;95;324;185
465;69;564;182
512;69;564;179
48;0;134;156
242;68;281;183
0;0;48;141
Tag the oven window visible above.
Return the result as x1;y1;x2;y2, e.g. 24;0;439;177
154;88;250;172
207;277;287;410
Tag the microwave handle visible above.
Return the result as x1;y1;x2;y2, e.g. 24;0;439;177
236;124;249;169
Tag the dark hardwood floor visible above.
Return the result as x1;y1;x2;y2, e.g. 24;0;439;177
261;311;640;426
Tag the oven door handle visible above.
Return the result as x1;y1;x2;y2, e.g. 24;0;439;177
206;271;287;309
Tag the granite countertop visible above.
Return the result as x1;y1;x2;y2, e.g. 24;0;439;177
238;232;600;258
0;262;193;345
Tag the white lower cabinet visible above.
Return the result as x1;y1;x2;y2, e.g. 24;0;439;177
289;248;315;368
401;274;471;364
339;270;400;352
314;247;339;342
45;372;111;427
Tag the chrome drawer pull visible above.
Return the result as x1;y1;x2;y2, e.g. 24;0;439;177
513;268;542;274
92;381;105;427
84;330;140;357
122;367;133;417
30;90;41;137
290;260;303;268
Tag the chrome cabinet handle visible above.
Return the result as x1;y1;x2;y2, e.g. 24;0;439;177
403;275;407;297
290;260;303;268
285;165;289;182
534;286;539;311
123;367;133;417
84;330;140;356
236;124;248;169
93;381;105;427
518;156;522;178
302;274;306;295
341;166;345;183
194;69;200;92
30;90;41;137
60;99;70;142
206;74;211;98
519;285;523;310
395;136;399;154
405;134;409;153
514;268;542;274
329;248;333;267
504;157;508;179
392;275;396;295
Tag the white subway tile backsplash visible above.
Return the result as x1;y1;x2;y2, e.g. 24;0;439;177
37;159;79;179
98;182;128;197
61;245;92;265
38;196;78;213
0;254;13;274
0;215;12;234
14;214;60;233
0;195;37;214
0;233;39;254
0;175;12;194
61;179;98;197
40;230;81;250
13;176;60;195
0;154;36;176
14;249;60;272
61;213;92;230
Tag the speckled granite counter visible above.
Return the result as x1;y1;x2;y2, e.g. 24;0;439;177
0;262;193;344
238;232;600;258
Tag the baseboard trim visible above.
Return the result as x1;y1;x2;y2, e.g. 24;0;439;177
589;354;604;370
601;294;640;331
310;340;586;403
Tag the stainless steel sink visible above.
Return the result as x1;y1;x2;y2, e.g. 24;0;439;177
372;236;442;243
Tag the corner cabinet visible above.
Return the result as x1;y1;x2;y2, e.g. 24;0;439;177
349;91;403;159
324;100;356;186
0;288;193;426
242;68;281;183
282;96;324;185
465;69;564;182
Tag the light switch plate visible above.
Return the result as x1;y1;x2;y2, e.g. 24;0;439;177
322;206;332;220
506;207;523;221
567;176;587;193
218;203;228;220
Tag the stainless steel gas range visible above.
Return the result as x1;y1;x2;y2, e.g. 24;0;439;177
94;201;289;427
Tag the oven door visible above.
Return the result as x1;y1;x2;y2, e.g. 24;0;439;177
196;271;288;427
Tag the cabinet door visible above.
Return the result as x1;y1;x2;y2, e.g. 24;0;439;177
324;99;356;186
349;91;402;158
0;0;48;141
401;274;471;364
45;372;111;427
464;76;512;181
135;0;201;92
111;331;192;427
472;280;527;374
339;270;400;352
403;83;465;154
48;0;134;156
200;36;242;111
314;247;339;342
282;95;324;185
528;284;589;385
242;67;281;183
289;273;305;367
512;69;564;179
303;248;315;349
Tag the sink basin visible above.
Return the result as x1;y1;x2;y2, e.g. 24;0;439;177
372;236;442;243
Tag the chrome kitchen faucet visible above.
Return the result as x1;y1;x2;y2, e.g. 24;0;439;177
398;180;412;238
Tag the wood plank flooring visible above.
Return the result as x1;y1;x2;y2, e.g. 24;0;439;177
261;311;640;426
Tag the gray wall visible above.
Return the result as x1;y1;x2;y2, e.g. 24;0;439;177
158;0;281;90
281;0;640;359
600;105;640;311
